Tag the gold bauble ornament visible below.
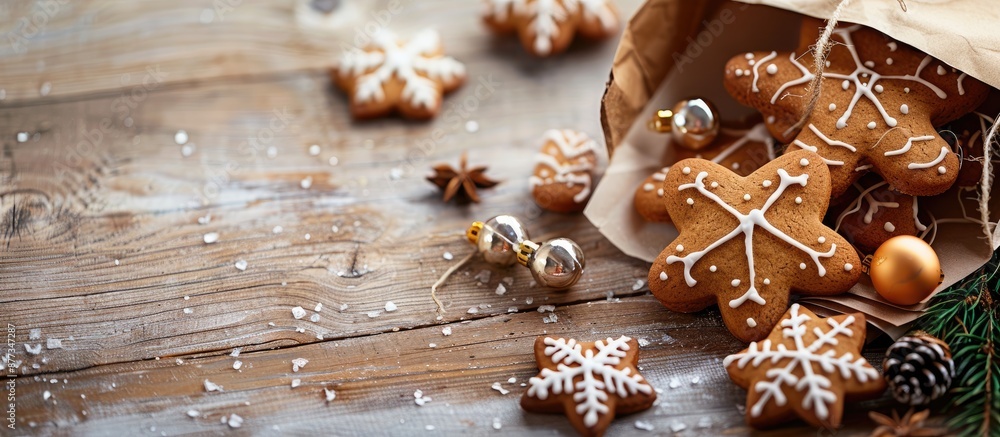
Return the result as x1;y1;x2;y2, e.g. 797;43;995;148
862;235;943;306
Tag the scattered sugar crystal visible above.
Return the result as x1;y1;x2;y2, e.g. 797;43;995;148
174;130;188;145
233;360;242;370
425;425;435;431
234;260;248;271
291;379;301;388
495;284;506;295
291;306;307;319
442;327;452;336
314;303;322;312
508;377;517;384
537;305;555;313
266;146;277;158
339;304;349;311
385;301;398;312
525;297;534;305
492;418;502;430
308;144;321;156
228;414;243;428
325;388;337;402
491;382;509;395
669;379;681;389
367;311;381;318
300;176;313;189
203;232;219;244
635;420;655;431
24;344;41;355
638;338;650;347
43;391;51;400
204;379;223;392
697;417;712;428
542;314;558;324
272;225;283;234
46;338;62;349
187;410;200;418
632;279;645;290
292;358;309;372
181;144;194;157
231;348;241;357
309;314;320;323
671;422;687;432
465;120;480;133
691;376;701;384
442;251;453;260
428;343;437;348
473;270;492;283
183;308;193;314
29;329;41;340
16;132;29;143
467;307;479;314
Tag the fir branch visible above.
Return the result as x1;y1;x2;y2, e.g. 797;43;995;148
919;250;1000;437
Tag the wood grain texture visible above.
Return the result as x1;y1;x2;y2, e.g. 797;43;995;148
0;0;928;435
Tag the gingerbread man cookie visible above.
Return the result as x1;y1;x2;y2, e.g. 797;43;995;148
724;304;885;429
483;0;619;57
521;335;656;437
531;129;599;213
635;123;775;223
724;20;989;197
331;29;466;119
829;175;926;253
647;150;861;343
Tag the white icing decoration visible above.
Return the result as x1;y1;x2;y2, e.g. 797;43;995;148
855;164;873;172
745;53;755;60
667;169;838;310
746;318;757;328
682;167;691;175
657;188;664;197
527;336;653;428
735;69;744;77
790;124;857;166
937;65;946;75
767;27;948;130
828;103;836;111
743;194;751;201
642;183;654;192
732;279;741;287
653;172;667;181
799;263;806;270
883;135;934;157
795;197;802;204
799;158;809;166
884;222;896;232
957;73;967;95
763;278;770;285
659;271;668;281
762;180;772;187
336;29;466;109
529;129;597;203
834;181;899;232
938;166;947;174
874;85;884;93
766;64;778;75
723;304;879;420
900;104;909;115
864;61;875;68
844;263;853;271
907;147;949;170
686;198;694;205
886;58;893;65
867;122;877;130
710;265;717;272
888;42;898;52
676;244;684;252
751;51;778;92
818;236;826;243
711;182;719;188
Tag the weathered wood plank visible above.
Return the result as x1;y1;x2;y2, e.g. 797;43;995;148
11;297;897;436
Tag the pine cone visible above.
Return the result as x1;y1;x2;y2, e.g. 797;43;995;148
883;331;955;406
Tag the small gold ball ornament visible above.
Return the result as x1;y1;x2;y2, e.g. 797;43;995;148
647;97;721;150
863;235;943;306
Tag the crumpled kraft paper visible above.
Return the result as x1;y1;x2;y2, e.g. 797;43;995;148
587;0;1000;337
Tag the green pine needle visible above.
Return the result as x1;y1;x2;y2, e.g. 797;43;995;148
919;249;1000;437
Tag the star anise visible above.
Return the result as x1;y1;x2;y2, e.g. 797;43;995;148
869;409;947;437
426;152;499;204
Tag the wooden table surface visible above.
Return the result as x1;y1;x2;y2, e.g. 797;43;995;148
1;1;904;435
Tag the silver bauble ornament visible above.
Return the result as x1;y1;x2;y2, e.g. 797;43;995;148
466;215;529;266
648;97;720;150
518;237;585;288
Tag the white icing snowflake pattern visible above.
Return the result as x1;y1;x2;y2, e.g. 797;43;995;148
667;163;837;309
529;129;597;203
526;336;653;428
483;0;617;55
724;304;880;421
335;29;465;109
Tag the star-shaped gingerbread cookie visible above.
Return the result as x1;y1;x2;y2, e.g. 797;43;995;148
724;304;885;429
483;0;619;57
724;20;989;197
331;29;466;119
521;335;656;437
647;150;861;343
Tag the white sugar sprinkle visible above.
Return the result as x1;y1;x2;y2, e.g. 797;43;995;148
325;388;337;402
174;130;188;145
203;232;219;244
308;144;321;156
635;420;655;431
465;120;480;133
291;306;307;319
385;301;398;312
292;358;309;372
234;259;247;271
442;251;453;260
442;327;452;336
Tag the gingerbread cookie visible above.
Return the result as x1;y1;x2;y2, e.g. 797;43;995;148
522;335;655;437
483;0;619;57
829;175;926;253
531;129;599;213
724;20;989;197
635;123;775;223
647;150;861;342
331;29;466;119
724;304;885;429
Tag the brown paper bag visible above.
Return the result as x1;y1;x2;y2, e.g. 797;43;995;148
587;0;1000;337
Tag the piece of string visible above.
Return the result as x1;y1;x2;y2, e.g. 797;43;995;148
978;113;1000;244
782;0;854;138
430;250;475;314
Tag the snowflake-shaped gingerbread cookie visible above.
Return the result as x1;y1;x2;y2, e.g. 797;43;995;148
331;29;466;119
521;335;656;437
483;0;619;57
648;150;861;343
724;20;989;197
724;304;885;428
